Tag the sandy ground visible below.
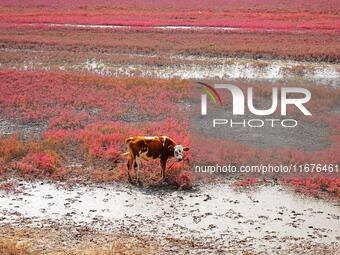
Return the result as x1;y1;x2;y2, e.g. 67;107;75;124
0;224;162;255
0;180;339;254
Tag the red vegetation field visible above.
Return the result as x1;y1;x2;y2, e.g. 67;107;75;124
0;24;339;65
0;70;190;187
1;0;339;31
0;70;339;196
0;0;339;197
0;1;339;63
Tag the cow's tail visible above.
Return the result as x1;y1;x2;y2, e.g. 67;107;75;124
120;152;129;157
122;137;134;157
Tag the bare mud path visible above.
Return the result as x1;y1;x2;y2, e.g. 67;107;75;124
0;181;339;253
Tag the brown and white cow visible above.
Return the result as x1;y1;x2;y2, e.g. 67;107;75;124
122;136;189;184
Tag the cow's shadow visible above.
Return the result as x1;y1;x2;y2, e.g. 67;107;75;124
130;180;198;196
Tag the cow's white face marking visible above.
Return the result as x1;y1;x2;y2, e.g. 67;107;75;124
174;145;184;161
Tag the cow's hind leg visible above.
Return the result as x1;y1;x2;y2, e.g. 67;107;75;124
127;156;134;183
135;156;142;186
160;158;167;183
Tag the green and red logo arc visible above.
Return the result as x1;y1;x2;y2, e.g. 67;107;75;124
198;82;223;106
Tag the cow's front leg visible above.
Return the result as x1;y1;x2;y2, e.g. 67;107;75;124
160;157;167;182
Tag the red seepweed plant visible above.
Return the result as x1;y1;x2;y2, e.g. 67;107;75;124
13;151;60;178
0;71;338;195
282;177;340;198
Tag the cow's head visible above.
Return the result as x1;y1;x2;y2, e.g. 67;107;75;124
172;145;190;161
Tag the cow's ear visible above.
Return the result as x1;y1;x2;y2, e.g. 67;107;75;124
168;145;174;151
183;147;190;151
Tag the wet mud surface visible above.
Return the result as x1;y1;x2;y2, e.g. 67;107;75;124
1;180;339;254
